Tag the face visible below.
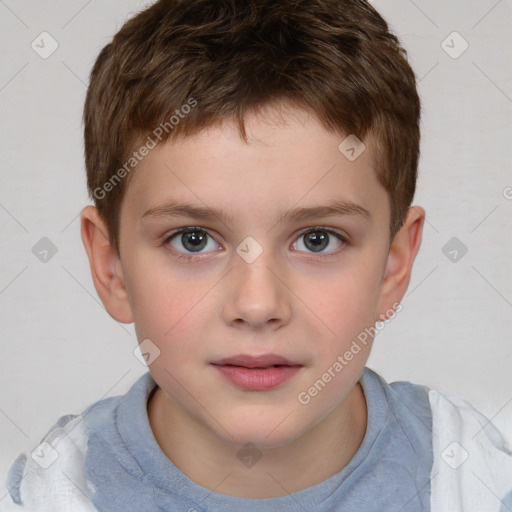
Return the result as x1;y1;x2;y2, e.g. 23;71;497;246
116;105;396;449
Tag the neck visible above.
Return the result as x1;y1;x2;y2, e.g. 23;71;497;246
147;382;368;498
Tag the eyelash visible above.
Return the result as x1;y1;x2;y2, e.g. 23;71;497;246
162;226;348;262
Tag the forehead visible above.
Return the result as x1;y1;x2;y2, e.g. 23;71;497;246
121;105;388;227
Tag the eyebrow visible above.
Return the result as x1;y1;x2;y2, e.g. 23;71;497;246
141;199;370;224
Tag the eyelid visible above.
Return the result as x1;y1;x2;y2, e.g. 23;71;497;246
162;227;222;261
164;225;348;243
295;226;348;239
292;226;348;255
162;225;349;260
163;226;222;248
164;226;218;239
292;226;351;254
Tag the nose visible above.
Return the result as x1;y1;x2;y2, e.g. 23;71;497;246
221;249;292;331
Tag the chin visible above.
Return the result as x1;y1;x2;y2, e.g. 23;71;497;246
213;413;306;451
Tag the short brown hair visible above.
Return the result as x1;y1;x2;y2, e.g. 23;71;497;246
83;0;420;255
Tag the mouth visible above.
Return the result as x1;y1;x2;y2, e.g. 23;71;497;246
221;364;292;369
210;354;303;391
211;353;303;369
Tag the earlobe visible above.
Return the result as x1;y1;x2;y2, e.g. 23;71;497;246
377;206;425;320
80;205;133;324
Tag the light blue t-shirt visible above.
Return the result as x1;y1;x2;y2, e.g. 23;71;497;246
6;367;433;511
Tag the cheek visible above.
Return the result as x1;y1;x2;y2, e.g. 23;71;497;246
125;261;210;351
309;262;382;340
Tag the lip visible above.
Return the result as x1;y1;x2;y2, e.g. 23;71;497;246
210;353;303;391
211;353;302;368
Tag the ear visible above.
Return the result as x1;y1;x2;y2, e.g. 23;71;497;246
80;205;133;324
376;206;425;321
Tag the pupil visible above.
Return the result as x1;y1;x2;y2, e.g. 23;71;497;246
182;231;207;252
305;231;328;252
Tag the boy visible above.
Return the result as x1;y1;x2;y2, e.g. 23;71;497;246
2;0;512;510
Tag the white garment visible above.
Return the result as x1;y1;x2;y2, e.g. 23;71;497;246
1;415;96;512
430;390;512;512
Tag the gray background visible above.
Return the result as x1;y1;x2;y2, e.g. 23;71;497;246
0;0;511;487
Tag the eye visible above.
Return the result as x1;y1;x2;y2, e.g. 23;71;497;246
292;228;346;254
164;227;221;256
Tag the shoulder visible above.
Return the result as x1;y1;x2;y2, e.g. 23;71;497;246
364;369;512;509
428;389;512;512
1;394;123;512
362;368;434;446
1;414;96;511
1;373;156;512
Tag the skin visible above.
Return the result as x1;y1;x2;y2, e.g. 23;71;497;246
81;103;424;498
